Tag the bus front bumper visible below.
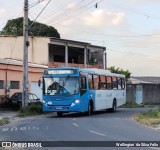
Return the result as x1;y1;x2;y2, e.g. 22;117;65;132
43;102;82;112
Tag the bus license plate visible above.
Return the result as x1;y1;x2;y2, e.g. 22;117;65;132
56;107;62;110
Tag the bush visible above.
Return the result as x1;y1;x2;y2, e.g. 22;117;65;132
0;118;10;126
18;104;43;117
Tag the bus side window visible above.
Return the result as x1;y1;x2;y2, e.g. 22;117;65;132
100;75;107;89
106;76;112;90
88;74;94;89
93;75;99;90
122;78;125;89
80;72;87;95
118;77;122;90
112;77;118;89
80;77;86;89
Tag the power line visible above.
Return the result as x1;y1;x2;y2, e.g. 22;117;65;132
108;48;160;60
49;0;101;25
29;0;50;8
55;23;160;38
29;0;51;29
108;1;160;21
41;0;95;25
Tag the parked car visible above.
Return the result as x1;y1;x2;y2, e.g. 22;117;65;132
8;92;41;108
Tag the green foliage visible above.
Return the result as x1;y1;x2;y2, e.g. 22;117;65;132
0;17;60;38
18;104;43;117
0;118;10;126
108;66;131;79
134;109;160;126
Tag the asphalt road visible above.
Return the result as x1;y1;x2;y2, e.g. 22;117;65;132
0;107;160;150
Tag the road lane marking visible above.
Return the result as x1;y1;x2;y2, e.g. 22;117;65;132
89;130;106;136
72;123;79;127
0;126;48;132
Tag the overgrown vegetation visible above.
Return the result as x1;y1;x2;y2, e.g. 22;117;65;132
120;103;145;108
120;103;158;108
0;118;10;126
0;17;60;38
18;104;43;117
134;109;160;127
108;66;131;79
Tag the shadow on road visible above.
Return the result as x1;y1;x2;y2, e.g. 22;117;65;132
47;109;122;118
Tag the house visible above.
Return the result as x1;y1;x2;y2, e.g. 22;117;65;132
0;36;106;99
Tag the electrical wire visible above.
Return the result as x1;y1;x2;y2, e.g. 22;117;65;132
108;1;160;20
29;0;51;29
48;0;99;25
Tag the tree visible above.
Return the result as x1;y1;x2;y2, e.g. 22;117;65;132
0;17;60;38
108;66;131;79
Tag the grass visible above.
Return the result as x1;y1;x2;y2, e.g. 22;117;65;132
17;104;43;117
0;118;10;126
120;103;145;108
120;103;159;108
134;109;160;127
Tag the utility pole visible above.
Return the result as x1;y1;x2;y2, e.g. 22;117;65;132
22;0;29;109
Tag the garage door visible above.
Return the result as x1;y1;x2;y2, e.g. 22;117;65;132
31;82;42;99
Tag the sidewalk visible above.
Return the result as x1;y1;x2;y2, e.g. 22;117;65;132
0;108;17;119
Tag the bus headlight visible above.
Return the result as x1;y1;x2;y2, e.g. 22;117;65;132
75;100;80;104
71;103;75;107
42;100;46;104
71;100;80;107
47;101;52;105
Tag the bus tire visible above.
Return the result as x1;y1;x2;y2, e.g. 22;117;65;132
57;112;63;117
87;102;93;116
111;100;117;112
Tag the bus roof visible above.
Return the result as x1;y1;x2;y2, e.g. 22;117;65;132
79;68;125;78
45;67;125;78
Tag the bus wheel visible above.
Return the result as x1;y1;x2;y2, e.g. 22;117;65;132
111;100;117;112
57;112;63;117
87;102;92;116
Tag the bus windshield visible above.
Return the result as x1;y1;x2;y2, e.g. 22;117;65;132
44;77;79;96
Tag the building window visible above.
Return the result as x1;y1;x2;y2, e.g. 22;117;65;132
10;81;20;89
0;80;4;89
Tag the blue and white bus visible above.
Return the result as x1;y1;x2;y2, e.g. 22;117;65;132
40;67;126;116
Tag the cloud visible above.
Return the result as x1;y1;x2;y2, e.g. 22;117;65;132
129;0;160;4
0;8;6;18
82;9;125;27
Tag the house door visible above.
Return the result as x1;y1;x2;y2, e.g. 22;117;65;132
136;85;143;104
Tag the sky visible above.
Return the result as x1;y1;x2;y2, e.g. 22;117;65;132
0;0;160;76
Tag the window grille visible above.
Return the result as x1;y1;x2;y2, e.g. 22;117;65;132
10;81;20;89
0;80;3;89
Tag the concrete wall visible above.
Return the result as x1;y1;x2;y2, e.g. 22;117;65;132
126;84;137;104
126;84;160;104
0;36;50;65
142;84;160;104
